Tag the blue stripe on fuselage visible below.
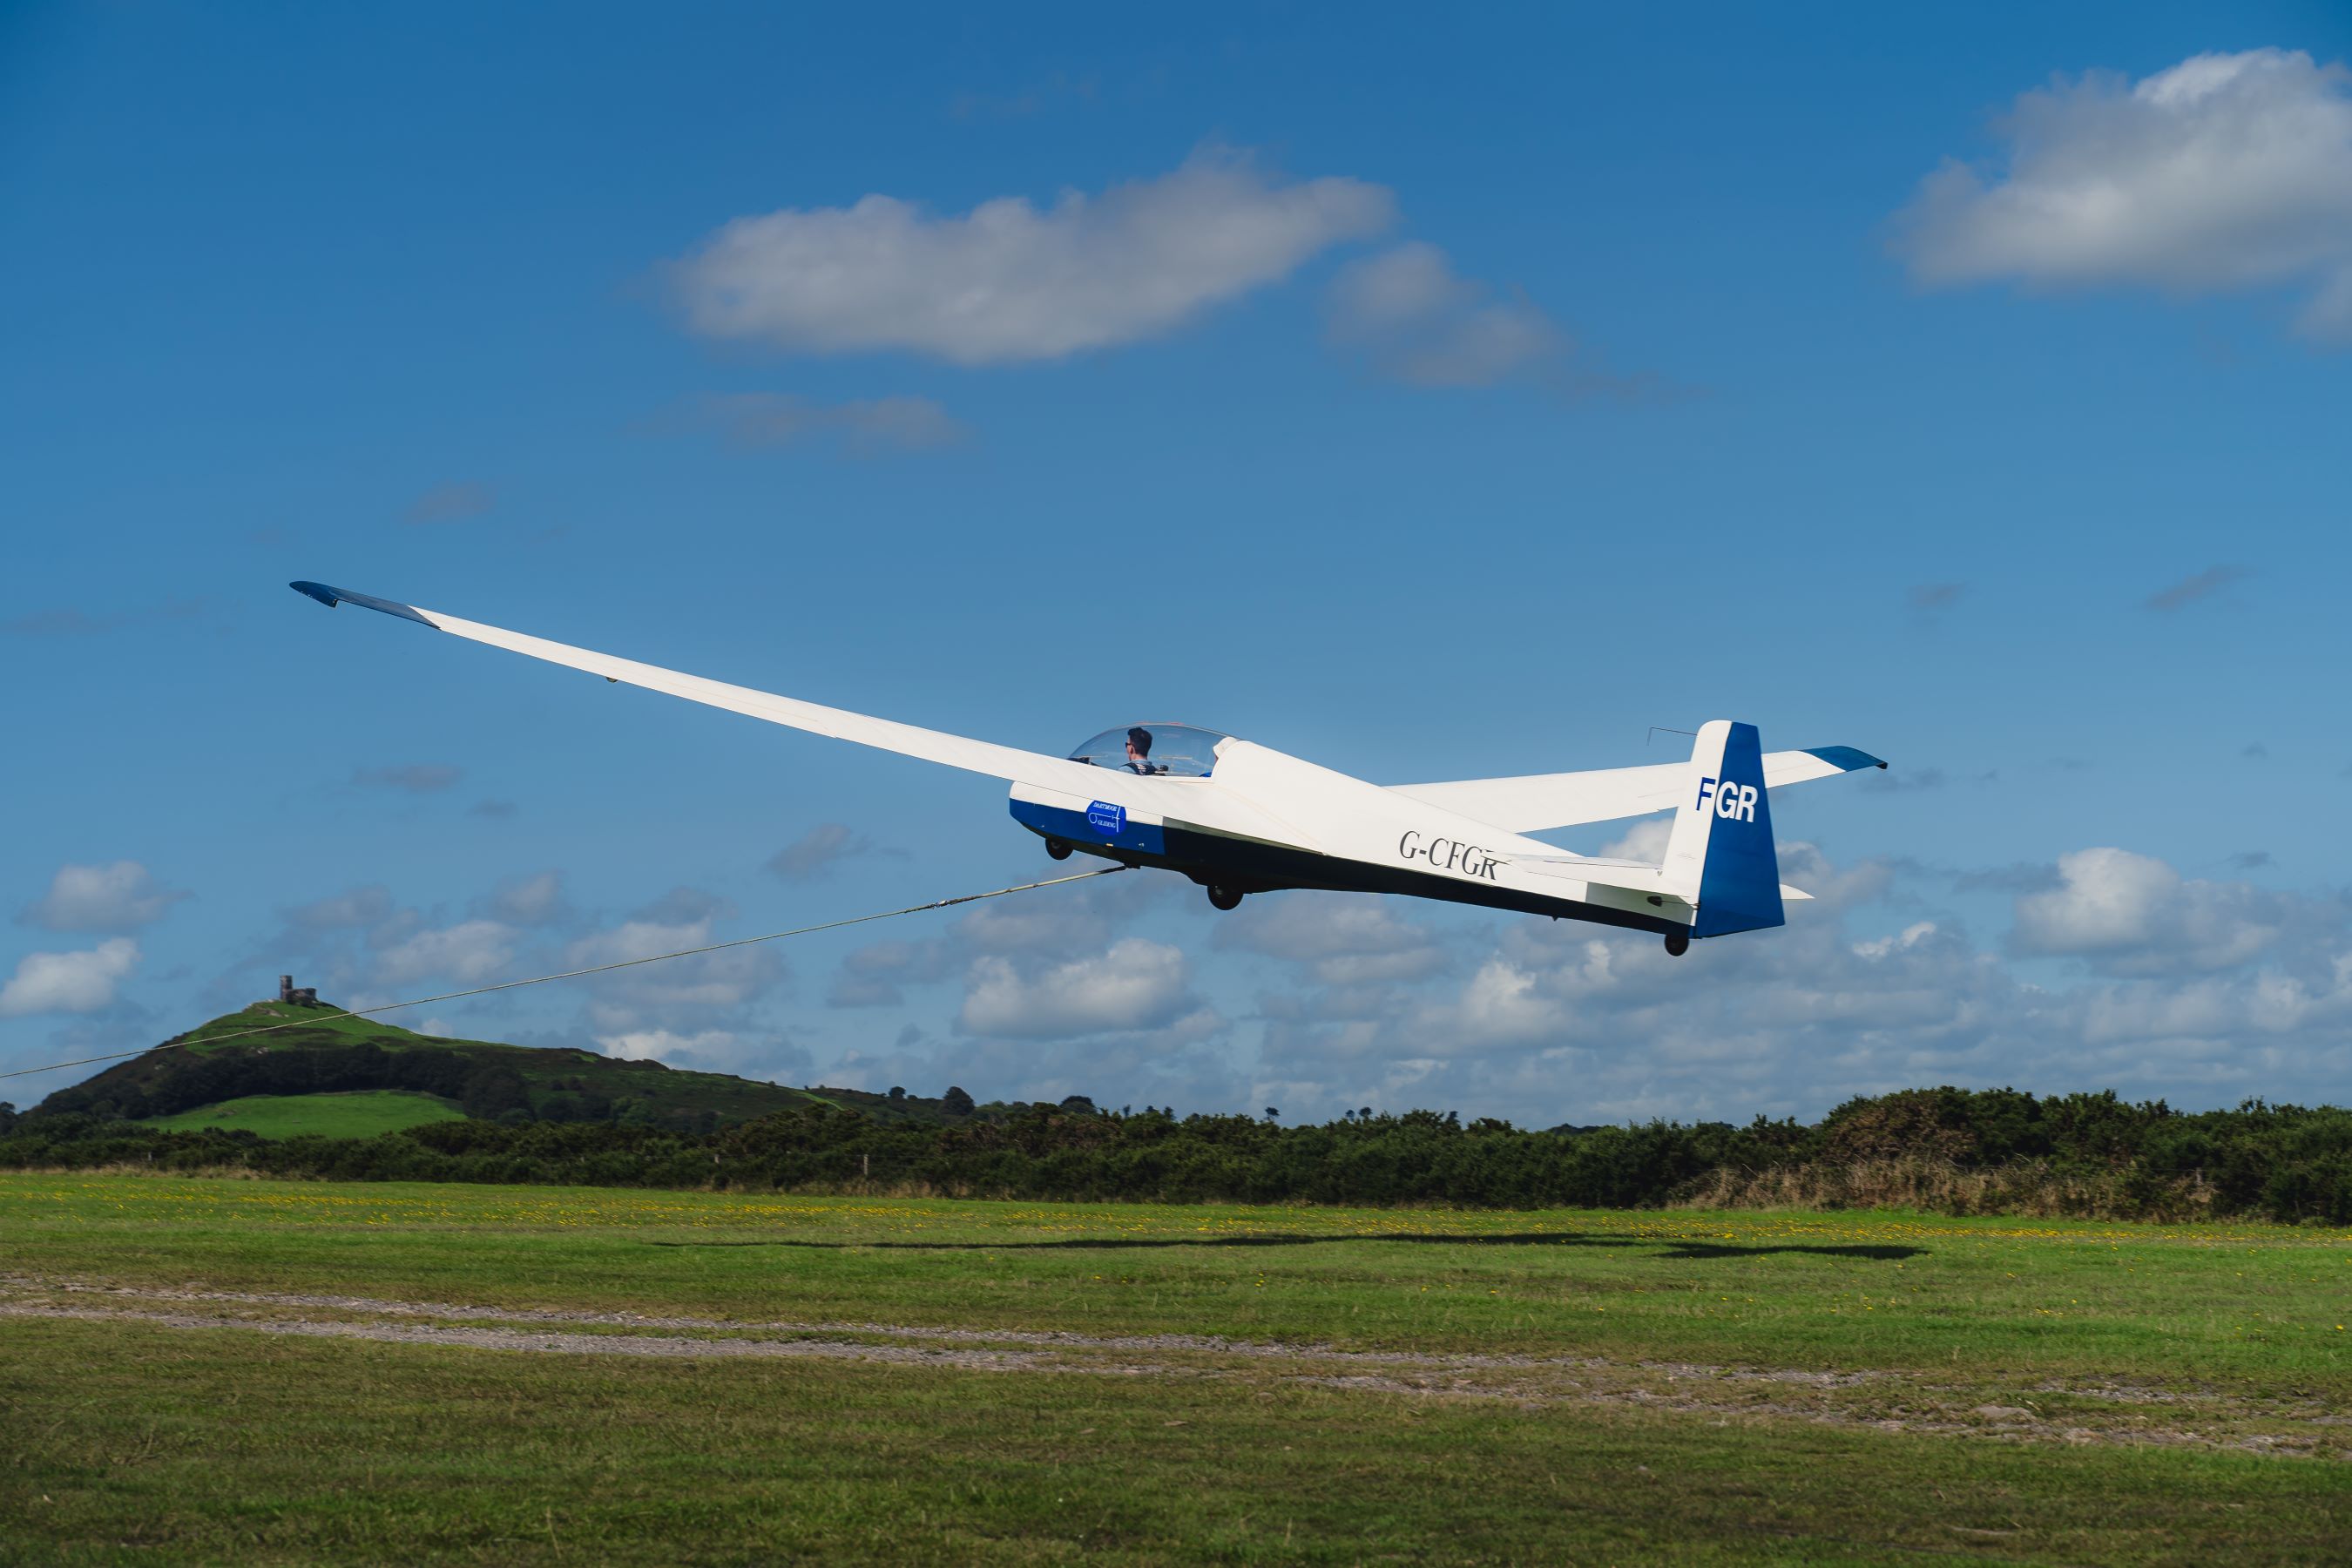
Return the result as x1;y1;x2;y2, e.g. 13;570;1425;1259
1010;798;1168;858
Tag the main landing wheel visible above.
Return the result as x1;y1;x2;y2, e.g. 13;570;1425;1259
1663;930;1690;957
1044;838;1072;861
1206;885;1245;911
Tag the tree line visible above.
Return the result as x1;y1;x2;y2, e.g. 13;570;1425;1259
3;1085;2349;1222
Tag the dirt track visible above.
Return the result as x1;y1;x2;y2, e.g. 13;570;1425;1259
6;1274;2343;1462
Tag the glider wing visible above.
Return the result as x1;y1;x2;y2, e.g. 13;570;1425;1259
1386;745;1885;832
292;580;1252;811
290;582;1326;848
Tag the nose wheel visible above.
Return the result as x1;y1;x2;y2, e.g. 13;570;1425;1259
1663;930;1690;957
1206;885;1244;911
1044;838;1072;861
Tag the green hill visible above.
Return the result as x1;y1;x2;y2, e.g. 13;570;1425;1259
35;998;1003;1137
145;1090;466;1138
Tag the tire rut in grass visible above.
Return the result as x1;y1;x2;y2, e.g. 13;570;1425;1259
4;1274;2343;1463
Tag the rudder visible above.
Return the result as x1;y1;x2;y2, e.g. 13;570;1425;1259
1661;720;1786;939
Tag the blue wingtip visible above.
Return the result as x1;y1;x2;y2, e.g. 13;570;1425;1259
287;580;435;627
1802;745;1889;772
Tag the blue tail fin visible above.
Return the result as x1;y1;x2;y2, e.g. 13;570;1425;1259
1660;720;1785;939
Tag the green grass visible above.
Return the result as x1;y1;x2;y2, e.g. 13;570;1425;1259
3;1173;2349;1564
85;1004;946;1126
139;1090;465;1138
8;1315;2343;1565
7;1176;2344;1388
180;1005;443;1052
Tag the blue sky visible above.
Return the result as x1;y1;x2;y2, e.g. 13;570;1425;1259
6;3;2350;1124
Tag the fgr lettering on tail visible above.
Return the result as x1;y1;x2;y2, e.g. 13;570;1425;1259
1693;776;1758;823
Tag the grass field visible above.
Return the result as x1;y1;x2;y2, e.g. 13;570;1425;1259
140;1089;466;1138
3;1173;2347;1563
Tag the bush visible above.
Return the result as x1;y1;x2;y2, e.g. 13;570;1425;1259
5;1085;2348;1225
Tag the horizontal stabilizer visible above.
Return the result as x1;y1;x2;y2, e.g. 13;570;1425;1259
1389;745;1884;832
1508;855;1811;903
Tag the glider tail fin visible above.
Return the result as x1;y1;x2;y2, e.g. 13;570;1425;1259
1661;720;1786;938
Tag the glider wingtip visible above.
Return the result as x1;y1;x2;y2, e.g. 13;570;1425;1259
1802;745;1889;773
286;580;436;628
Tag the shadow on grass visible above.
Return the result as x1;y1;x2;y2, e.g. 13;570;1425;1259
647;1231;1924;1262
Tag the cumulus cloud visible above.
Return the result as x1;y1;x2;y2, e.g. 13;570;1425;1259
595;1025;812;1081
352;763;463;794
486;870;570;927
767;822;893;881
2146;564;2248;611
1597;818;1673;863
1216;829;2352;1127
18;862;187;933
1327;242;1564;386
370;920;518;989
1213;893;1448;986
958;871;1173;956
1895;48;2352;340
960;937;1198;1039
0;938;139;1017
315;888;403;929
671;149;1396;364
698;394;969;456
822;875;1177;1018
404;482;496;524
827;937;949;1009
562;889;784;1016
2010;847;2288;974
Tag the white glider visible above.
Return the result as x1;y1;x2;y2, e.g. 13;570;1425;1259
291;582;1884;953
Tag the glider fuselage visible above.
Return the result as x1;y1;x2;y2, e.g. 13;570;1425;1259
1008;737;1683;936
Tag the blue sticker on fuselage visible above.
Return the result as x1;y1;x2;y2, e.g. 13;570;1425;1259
1087;800;1126;836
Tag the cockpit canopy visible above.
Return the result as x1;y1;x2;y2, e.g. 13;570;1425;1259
1068;723;1229;779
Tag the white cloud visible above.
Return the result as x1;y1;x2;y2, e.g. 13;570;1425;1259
1328;242;1563;385
1213;893;1448;985
486;870;569;927
18;861;187;933
371;920;519;989
768;822;879;881
0;938;139;1017
2011;847;2286;974
1230;833;2352;1126
597;1027;743;1064
1597;819;1673;863
671;149;1396;364
593;1025;811;1081
953;872;1172;956
1895;48;2352;340
959;937;1196;1039
562;892;783;1014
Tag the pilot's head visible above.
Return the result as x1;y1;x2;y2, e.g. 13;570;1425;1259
1125;727;1153;759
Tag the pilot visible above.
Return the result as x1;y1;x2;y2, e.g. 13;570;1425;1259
1124;727;1163;774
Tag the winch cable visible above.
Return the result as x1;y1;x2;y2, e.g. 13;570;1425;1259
0;864;1131;1084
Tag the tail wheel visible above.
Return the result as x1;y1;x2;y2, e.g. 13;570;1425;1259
1664;930;1690;957
1044;838;1072;861
1206;885;1244;911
